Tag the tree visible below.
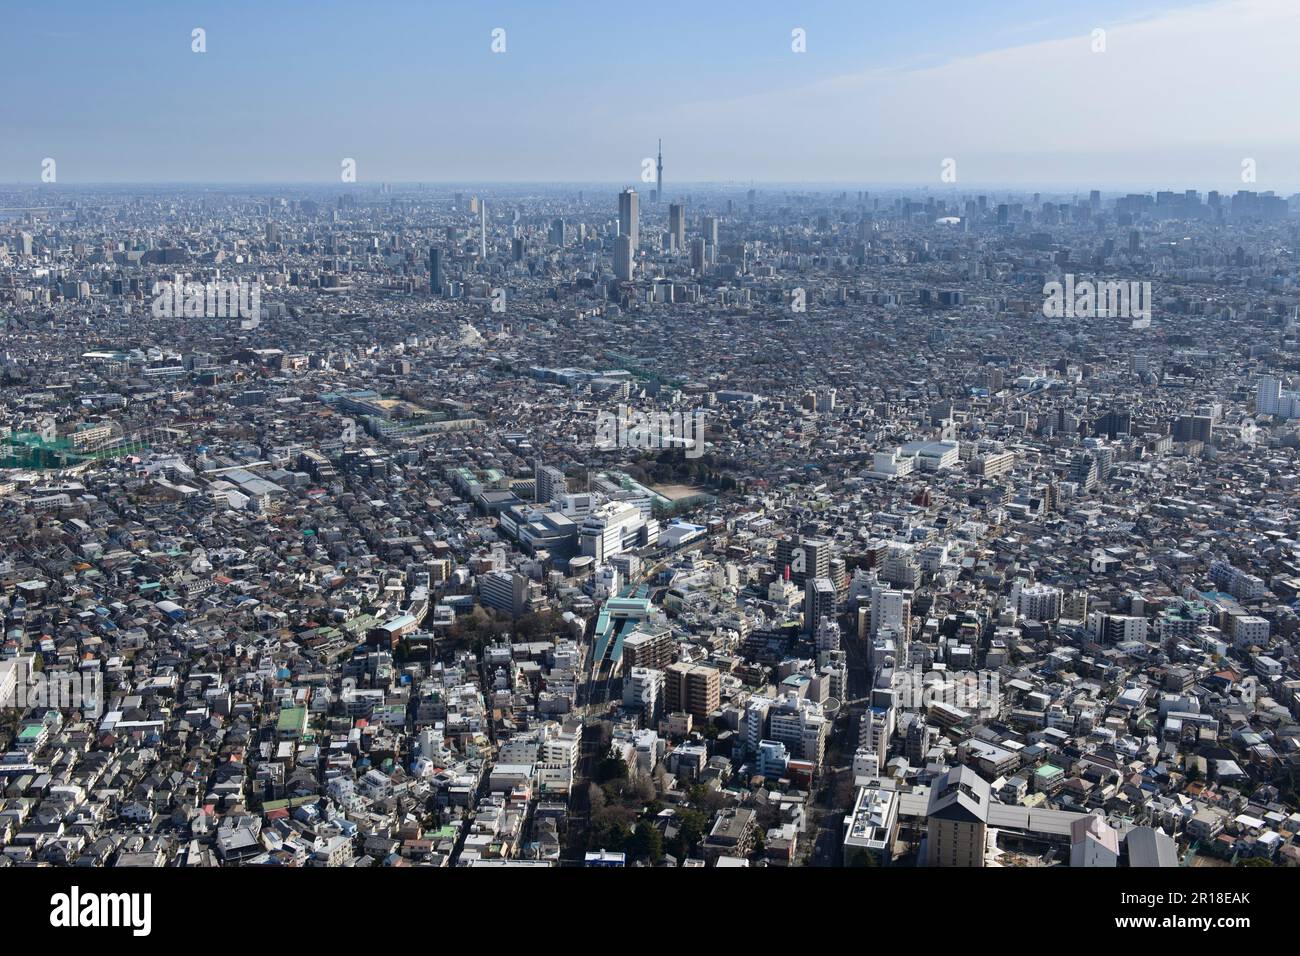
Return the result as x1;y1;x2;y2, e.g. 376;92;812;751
688;784;728;814
629;820;663;863
591;820;627;853
670;808;709;860
595;754;630;785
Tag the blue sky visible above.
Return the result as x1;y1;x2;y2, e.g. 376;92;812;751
2;0;1295;188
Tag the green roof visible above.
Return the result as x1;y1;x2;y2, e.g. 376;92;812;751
276;706;307;733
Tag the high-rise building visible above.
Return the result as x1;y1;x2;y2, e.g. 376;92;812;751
869;586;911;640
690;237;706;273
549;217;565;247
428;247;442;295
777;535;831;586
1094;408;1131;439
701;215;718;249
479;569;545;617
613;234;634;281
668;203;685;252
743;696;773;756
535;462;567;504
623;667;665;725
622;625;674;672
1014;582;1063;622
1256;374;1300;418
879;544;921;590
1069;454;1099;490
664;662;719;719
618;188;639;253
804;577;836;634
768;692;828;770
815;617;841;653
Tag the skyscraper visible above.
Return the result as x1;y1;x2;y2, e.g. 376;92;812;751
702;215;718;249
668;203;685;252
613;234;634;281
618;187;639;254
479;199;488;259
690;237;706;273
428;247;442;295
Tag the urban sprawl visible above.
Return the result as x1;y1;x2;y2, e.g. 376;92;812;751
1;179;1299;870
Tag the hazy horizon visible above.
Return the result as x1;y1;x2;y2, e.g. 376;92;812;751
0;180;1288;194
4;0;1299;190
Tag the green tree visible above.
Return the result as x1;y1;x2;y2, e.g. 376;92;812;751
629;820;663;863
595;754;630;785
592;820;627;853
670;808;709;859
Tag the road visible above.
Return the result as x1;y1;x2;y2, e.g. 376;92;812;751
561;720;605;865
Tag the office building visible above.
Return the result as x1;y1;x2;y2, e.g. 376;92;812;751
618;188;639;253
668;203;684;252
428;246;443;295
613;234;634;281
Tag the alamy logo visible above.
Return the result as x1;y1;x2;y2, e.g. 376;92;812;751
893;667;1001;712
595;404;707;459
50;887;152;936
151;279;261;326
5;670;103;718
1042;274;1151;328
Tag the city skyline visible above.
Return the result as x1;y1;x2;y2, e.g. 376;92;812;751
1;0;1297;920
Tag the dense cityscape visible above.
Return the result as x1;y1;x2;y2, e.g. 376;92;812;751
1;173;1299;874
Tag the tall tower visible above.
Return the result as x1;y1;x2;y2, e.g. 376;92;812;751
613;234;634;281
479;199;488;259
656;139;663;203
618;188;639;254
668;203;684;252
428;247;442;295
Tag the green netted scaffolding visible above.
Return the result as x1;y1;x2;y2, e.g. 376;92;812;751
1;432;149;469
602;352;685;390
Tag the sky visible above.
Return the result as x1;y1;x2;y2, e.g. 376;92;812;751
2;0;1297;190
